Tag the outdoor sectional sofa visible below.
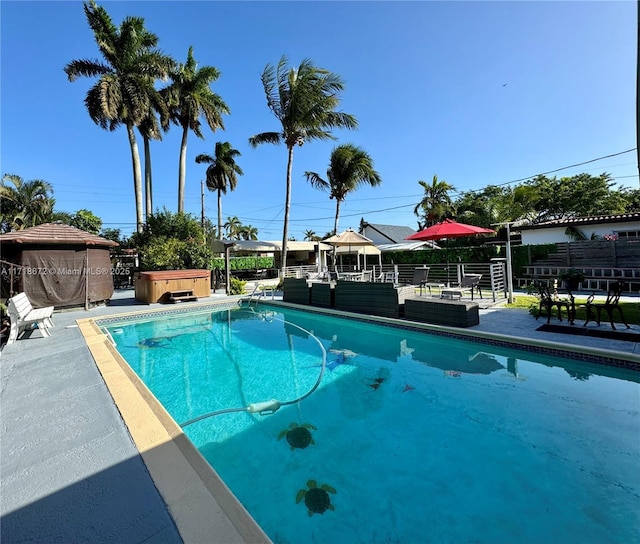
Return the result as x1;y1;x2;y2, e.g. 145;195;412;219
404;297;480;327
283;278;415;318
282;278;479;326
333;281;415;318
282;278;311;305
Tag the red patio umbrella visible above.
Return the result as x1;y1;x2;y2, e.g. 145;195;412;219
406;219;495;284
406;219;495;241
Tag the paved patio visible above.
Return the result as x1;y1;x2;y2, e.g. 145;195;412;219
1;288;638;543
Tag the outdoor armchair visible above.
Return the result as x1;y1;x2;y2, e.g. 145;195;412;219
583;281;630;330
534;281;574;325
411;266;430;295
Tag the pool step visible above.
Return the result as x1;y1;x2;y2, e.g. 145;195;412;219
167;290;198;303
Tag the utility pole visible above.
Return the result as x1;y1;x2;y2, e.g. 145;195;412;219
493;221;516;304
201;180;205;230
505;222;514;304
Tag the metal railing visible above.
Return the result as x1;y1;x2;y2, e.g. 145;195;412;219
280;262;508;300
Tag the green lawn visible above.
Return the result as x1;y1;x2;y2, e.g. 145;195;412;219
505;294;640;326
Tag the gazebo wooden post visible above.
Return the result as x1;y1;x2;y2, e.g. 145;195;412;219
85;249;89;310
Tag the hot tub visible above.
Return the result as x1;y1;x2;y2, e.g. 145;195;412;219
134;269;211;303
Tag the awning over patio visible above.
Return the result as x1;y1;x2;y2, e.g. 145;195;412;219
377;241;440;252
211;239;332;253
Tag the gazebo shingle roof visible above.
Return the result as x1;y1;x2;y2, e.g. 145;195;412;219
0;223;119;247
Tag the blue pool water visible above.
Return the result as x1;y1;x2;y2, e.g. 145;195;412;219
107;306;640;544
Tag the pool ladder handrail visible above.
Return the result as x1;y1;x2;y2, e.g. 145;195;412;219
247;284;276;307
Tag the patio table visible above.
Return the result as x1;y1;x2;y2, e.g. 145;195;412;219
339;272;365;281
422;282;446;296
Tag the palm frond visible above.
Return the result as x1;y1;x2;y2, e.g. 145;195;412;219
304;171;329;191
195;153;215;164
64;59;111;81
249;132;282;148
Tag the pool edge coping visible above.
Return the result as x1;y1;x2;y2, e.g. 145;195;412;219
77;312;272;544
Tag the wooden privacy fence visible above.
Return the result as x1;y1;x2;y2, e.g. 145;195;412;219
517;240;640;292
525;240;640;268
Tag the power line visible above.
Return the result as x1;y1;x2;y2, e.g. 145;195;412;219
489;148;637;188
65;147;640;234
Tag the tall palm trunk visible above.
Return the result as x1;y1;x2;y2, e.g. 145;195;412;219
217;188;223;240
281;145;294;274
333;199;342;235
143;135;153;219
126;123;144;233
178;125;189;213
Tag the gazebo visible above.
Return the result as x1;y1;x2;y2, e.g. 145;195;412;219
0;223;119;309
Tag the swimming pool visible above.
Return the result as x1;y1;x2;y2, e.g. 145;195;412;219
105;304;640;544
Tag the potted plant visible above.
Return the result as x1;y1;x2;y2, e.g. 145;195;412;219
558;268;585;291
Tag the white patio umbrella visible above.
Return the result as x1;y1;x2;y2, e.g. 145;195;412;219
323;229;376;270
335;244;382;269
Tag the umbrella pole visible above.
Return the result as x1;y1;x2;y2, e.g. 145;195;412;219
446;239;450;287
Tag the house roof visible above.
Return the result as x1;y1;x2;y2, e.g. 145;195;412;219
0;223;119;247
362;222;416;243
377;241;440;252
517;212;640;231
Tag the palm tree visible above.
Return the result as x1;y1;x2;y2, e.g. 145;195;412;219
413;175;456;228
249;56;357;273
223;215;242;239
0;174;55;231
139;96;169;219
304;229;319;241
163;47;229;213
195;141;243;239
305;144;381;235
238;225;258;240
64;0;173;232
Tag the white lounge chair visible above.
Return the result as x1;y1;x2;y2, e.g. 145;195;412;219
7;292;54;345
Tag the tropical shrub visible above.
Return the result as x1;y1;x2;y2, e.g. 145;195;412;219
140;237;183;270
134;210;213;271
229;277;247;295
558;268;585;283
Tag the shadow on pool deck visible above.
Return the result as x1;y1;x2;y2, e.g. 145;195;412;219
1;447;181;543
0;289;256;544
1;288;638;543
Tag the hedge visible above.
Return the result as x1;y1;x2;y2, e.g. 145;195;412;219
212;256;274;270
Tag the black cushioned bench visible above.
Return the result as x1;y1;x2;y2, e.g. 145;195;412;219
283;278;311;305
334;281;414;318
310;281;335;308
404;297;479;327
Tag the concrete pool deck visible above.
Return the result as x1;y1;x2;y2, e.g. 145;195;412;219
1;288;638;543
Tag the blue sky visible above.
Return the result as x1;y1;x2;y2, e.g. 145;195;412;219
1;1;637;240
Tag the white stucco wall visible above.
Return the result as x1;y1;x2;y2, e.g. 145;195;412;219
520;220;640;245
